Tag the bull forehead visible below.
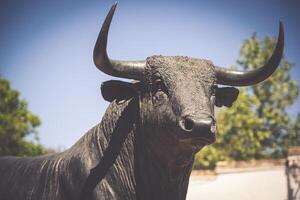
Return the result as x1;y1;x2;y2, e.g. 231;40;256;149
146;55;216;88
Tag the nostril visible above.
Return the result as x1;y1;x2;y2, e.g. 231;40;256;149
184;117;195;131
179;116;215;133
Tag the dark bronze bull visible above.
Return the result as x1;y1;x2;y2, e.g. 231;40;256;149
0;3;284;200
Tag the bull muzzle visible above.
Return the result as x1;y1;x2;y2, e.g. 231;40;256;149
179;115;216;143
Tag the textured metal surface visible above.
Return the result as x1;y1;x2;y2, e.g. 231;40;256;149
0;100;136;200
0;3;283;200
0;56;228;200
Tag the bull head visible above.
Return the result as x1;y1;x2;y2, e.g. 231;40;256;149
95;3;284;165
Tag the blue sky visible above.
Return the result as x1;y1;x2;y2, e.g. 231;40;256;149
1;0;299;149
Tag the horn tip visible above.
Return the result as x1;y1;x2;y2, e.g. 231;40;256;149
279;20;283;25
279;20;284;31
113;1;118;8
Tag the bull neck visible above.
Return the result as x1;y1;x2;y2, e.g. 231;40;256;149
133;132;194;200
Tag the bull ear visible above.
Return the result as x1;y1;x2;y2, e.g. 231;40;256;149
101;80;140;102
215;87;239;107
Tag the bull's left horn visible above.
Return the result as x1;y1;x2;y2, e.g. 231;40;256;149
93;2;146;80
215;21;284;86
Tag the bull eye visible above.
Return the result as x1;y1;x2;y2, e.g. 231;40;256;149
156;80;164;91
153;79;166;94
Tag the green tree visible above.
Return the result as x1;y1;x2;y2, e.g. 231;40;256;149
238;33;300;158
0;76;44;156
194;33;300;169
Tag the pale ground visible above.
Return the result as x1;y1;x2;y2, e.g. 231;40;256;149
187;168;287;200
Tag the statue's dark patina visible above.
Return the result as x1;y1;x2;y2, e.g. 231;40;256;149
0;3;284;200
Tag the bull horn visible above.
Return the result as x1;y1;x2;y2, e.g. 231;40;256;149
93;2;146;80
215;21;284;86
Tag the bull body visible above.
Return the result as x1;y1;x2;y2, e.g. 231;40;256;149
0;57;217;200
0;101;137;200
0;3;284;200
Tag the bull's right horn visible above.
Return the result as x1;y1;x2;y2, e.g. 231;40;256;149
93;2;146;80
215;22;284;86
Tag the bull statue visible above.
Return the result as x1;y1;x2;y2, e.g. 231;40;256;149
0;3;284;200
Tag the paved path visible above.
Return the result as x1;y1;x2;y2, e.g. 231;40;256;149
187;168;287;200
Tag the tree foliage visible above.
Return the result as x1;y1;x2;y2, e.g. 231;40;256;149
0;76;44;156
194;33;300;169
